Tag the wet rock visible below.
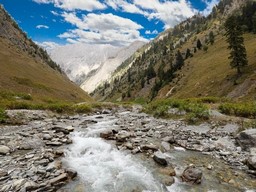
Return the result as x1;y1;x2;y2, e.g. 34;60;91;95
116;131;131;142
158;167;176;176
0;145;10;155
153;151;168;166
236;129;256;151
48;173;68;185
102;110;111;114
207;164;213;170
124;142;133;150
46;160;62;172
35;159;49;166
46;141;62;146
247;148;256;170
100;131;114;140
66;168;77;179
181;166;202;184
160;175;175;186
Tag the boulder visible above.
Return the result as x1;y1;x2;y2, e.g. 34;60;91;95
236;129;256;151
181;166;202;184
100;131;114;140
66;168;77;179
158;167;176;176
153;151;168;166
0;145;10;155
247;148;256;170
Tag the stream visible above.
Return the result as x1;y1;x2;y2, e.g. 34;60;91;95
61;110;256;192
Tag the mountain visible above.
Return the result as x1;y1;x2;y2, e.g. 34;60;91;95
49;41;145;93
49;43;120;84
80;41;146;93
92;0;256;102
0;5;92;102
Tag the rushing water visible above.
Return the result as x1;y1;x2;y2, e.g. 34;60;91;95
62;111;256;192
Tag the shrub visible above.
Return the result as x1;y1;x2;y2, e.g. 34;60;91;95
219;102;256;118
0;108;7;123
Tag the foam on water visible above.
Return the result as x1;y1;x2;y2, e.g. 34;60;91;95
63;115;164;192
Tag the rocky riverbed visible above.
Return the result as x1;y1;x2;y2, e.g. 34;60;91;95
0;107;256;192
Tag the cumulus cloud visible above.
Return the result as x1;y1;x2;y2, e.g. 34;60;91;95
36;25;49;29
33;0;106;11
201;0;219;16
59;12;146;46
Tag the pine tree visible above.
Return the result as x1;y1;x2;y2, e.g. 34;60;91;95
175;50;184;70
185;48;192;59
252;12;256;34
224;15;248;76
196;39;202;50
209;31;215;45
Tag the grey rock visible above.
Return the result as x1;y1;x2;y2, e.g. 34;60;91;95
236;129;256;151
24;181;39;191
0;145;10;155
153;151;168;166
0;169;8;177
141;144;158;151
247;148;256;170
48;173;68;185
181;166;202;184
161;141;171;151
43;134;52;140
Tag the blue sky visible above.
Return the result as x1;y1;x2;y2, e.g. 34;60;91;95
0;0;219;48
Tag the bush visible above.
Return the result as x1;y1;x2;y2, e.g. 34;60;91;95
144;98;209;122
0;108;7;123
219;102;256;118
73;104;92;113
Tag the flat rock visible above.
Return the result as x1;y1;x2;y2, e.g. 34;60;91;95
49;173;68;185
0;145;10;155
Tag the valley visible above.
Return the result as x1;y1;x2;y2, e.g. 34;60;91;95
0;0;256;191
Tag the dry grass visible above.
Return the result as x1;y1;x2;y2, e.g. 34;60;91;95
163;33;256;101
0;38;92;103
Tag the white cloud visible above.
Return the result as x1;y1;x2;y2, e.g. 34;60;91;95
36;25;49;29
51;10;59;16
59;12;146;46
33;0;106;11
36;41;60;51
145;30;158;35
105;0;145;14
201;0;219;16
134;0;196;29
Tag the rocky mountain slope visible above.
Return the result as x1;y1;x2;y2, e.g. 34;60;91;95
0;5;91;102
50;41;145;93
92;0;256;102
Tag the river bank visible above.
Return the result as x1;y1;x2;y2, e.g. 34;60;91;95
0;107;255;191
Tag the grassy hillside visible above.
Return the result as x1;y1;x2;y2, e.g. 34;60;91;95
0;5;92;106
0;38;92;103
159;33;256;101
92;0;256;103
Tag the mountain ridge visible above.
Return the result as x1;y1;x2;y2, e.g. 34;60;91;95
91;0;256;102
